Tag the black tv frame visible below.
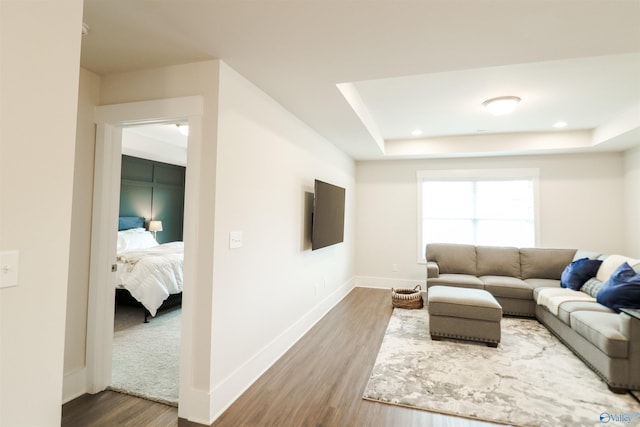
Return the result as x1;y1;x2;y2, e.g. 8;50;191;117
311;179;346;251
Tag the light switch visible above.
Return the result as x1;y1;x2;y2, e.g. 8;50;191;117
229;231;243;249
0;251;19;289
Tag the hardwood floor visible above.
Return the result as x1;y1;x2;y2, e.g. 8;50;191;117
63;288;500;427
61;390;195;427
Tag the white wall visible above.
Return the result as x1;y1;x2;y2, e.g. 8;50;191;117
0;1;83;425
90;61;221;422
63;68;100;402
356;152;626;287
624;146;640;258
71;60;355;423
209;62;356;419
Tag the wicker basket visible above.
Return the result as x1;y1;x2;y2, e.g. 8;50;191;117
391;285;423;309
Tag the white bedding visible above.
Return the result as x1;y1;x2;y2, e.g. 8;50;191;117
116;241;184;316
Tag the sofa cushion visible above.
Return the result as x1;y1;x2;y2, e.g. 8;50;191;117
476;246;520;277
481;276;532;299
573;249;602;261
533;286;557;301
597;262;640;313
427;274;484;290
528;279;561;293
570;311;628;358
520;248;576;280
556;301;615;325
536;288;595;316
426;243;477;275
596;255;640;282
560;258;603;290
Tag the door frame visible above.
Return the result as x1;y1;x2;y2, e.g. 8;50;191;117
86;96;203;413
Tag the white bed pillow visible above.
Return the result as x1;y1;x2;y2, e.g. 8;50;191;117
117;230;159;252
120;227;145;234
118;229;144;251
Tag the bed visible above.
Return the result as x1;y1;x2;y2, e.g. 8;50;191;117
116;216;183;322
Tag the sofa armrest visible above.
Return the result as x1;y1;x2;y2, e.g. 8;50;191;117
620;312;640;340
620;312;640;385
427;261;439;278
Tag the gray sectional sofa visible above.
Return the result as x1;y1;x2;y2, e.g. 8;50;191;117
425;243;640;392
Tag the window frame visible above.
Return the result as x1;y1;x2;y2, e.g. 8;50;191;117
416;168;540;264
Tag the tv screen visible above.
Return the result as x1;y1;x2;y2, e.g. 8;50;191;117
312;179;346;250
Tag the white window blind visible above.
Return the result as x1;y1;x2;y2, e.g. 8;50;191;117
417;169;539;262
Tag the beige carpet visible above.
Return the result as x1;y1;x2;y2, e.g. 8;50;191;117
110;305;181;406
363;306;640;427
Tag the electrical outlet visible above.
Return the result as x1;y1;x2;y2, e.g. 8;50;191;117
392;263;398;272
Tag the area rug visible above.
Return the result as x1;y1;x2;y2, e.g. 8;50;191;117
110;306;181;406
363;306;640;427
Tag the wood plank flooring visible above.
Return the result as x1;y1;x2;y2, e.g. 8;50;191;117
61;390;194;427
62;287;500;427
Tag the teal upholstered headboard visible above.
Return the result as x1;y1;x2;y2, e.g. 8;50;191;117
118;216;145;231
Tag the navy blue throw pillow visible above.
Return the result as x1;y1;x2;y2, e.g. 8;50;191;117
560;258;603;291
597;262;640;313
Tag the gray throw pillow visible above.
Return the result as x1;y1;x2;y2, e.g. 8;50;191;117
581;277;605;298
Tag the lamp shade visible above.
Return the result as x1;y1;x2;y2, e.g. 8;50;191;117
149;220;163;232
482;96;521;116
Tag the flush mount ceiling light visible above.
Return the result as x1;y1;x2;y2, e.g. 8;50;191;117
411;129;423;136
482;96;521;116
553;121;568;128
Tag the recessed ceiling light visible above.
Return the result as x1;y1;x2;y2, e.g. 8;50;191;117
411;129;423;136
482;96;521;116
553;121;568;128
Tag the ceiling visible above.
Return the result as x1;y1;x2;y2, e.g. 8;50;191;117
81;0;640;160
126;124;188;150
122;124;188;167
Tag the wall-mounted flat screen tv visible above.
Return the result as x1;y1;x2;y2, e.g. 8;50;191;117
312;179;346;251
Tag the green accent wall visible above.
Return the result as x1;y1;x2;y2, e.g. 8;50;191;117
119;155;185;244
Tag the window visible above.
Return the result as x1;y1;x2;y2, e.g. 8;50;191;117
417;169;539;262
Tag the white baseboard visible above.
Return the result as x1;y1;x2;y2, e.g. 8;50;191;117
205;277;356;424
179;387;214;425
355;275;425;290
62;367;87;404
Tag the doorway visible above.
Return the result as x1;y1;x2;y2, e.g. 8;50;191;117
109;123;188;405
86;97;203;417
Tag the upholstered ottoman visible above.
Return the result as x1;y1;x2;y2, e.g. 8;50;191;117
428;286;502;347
